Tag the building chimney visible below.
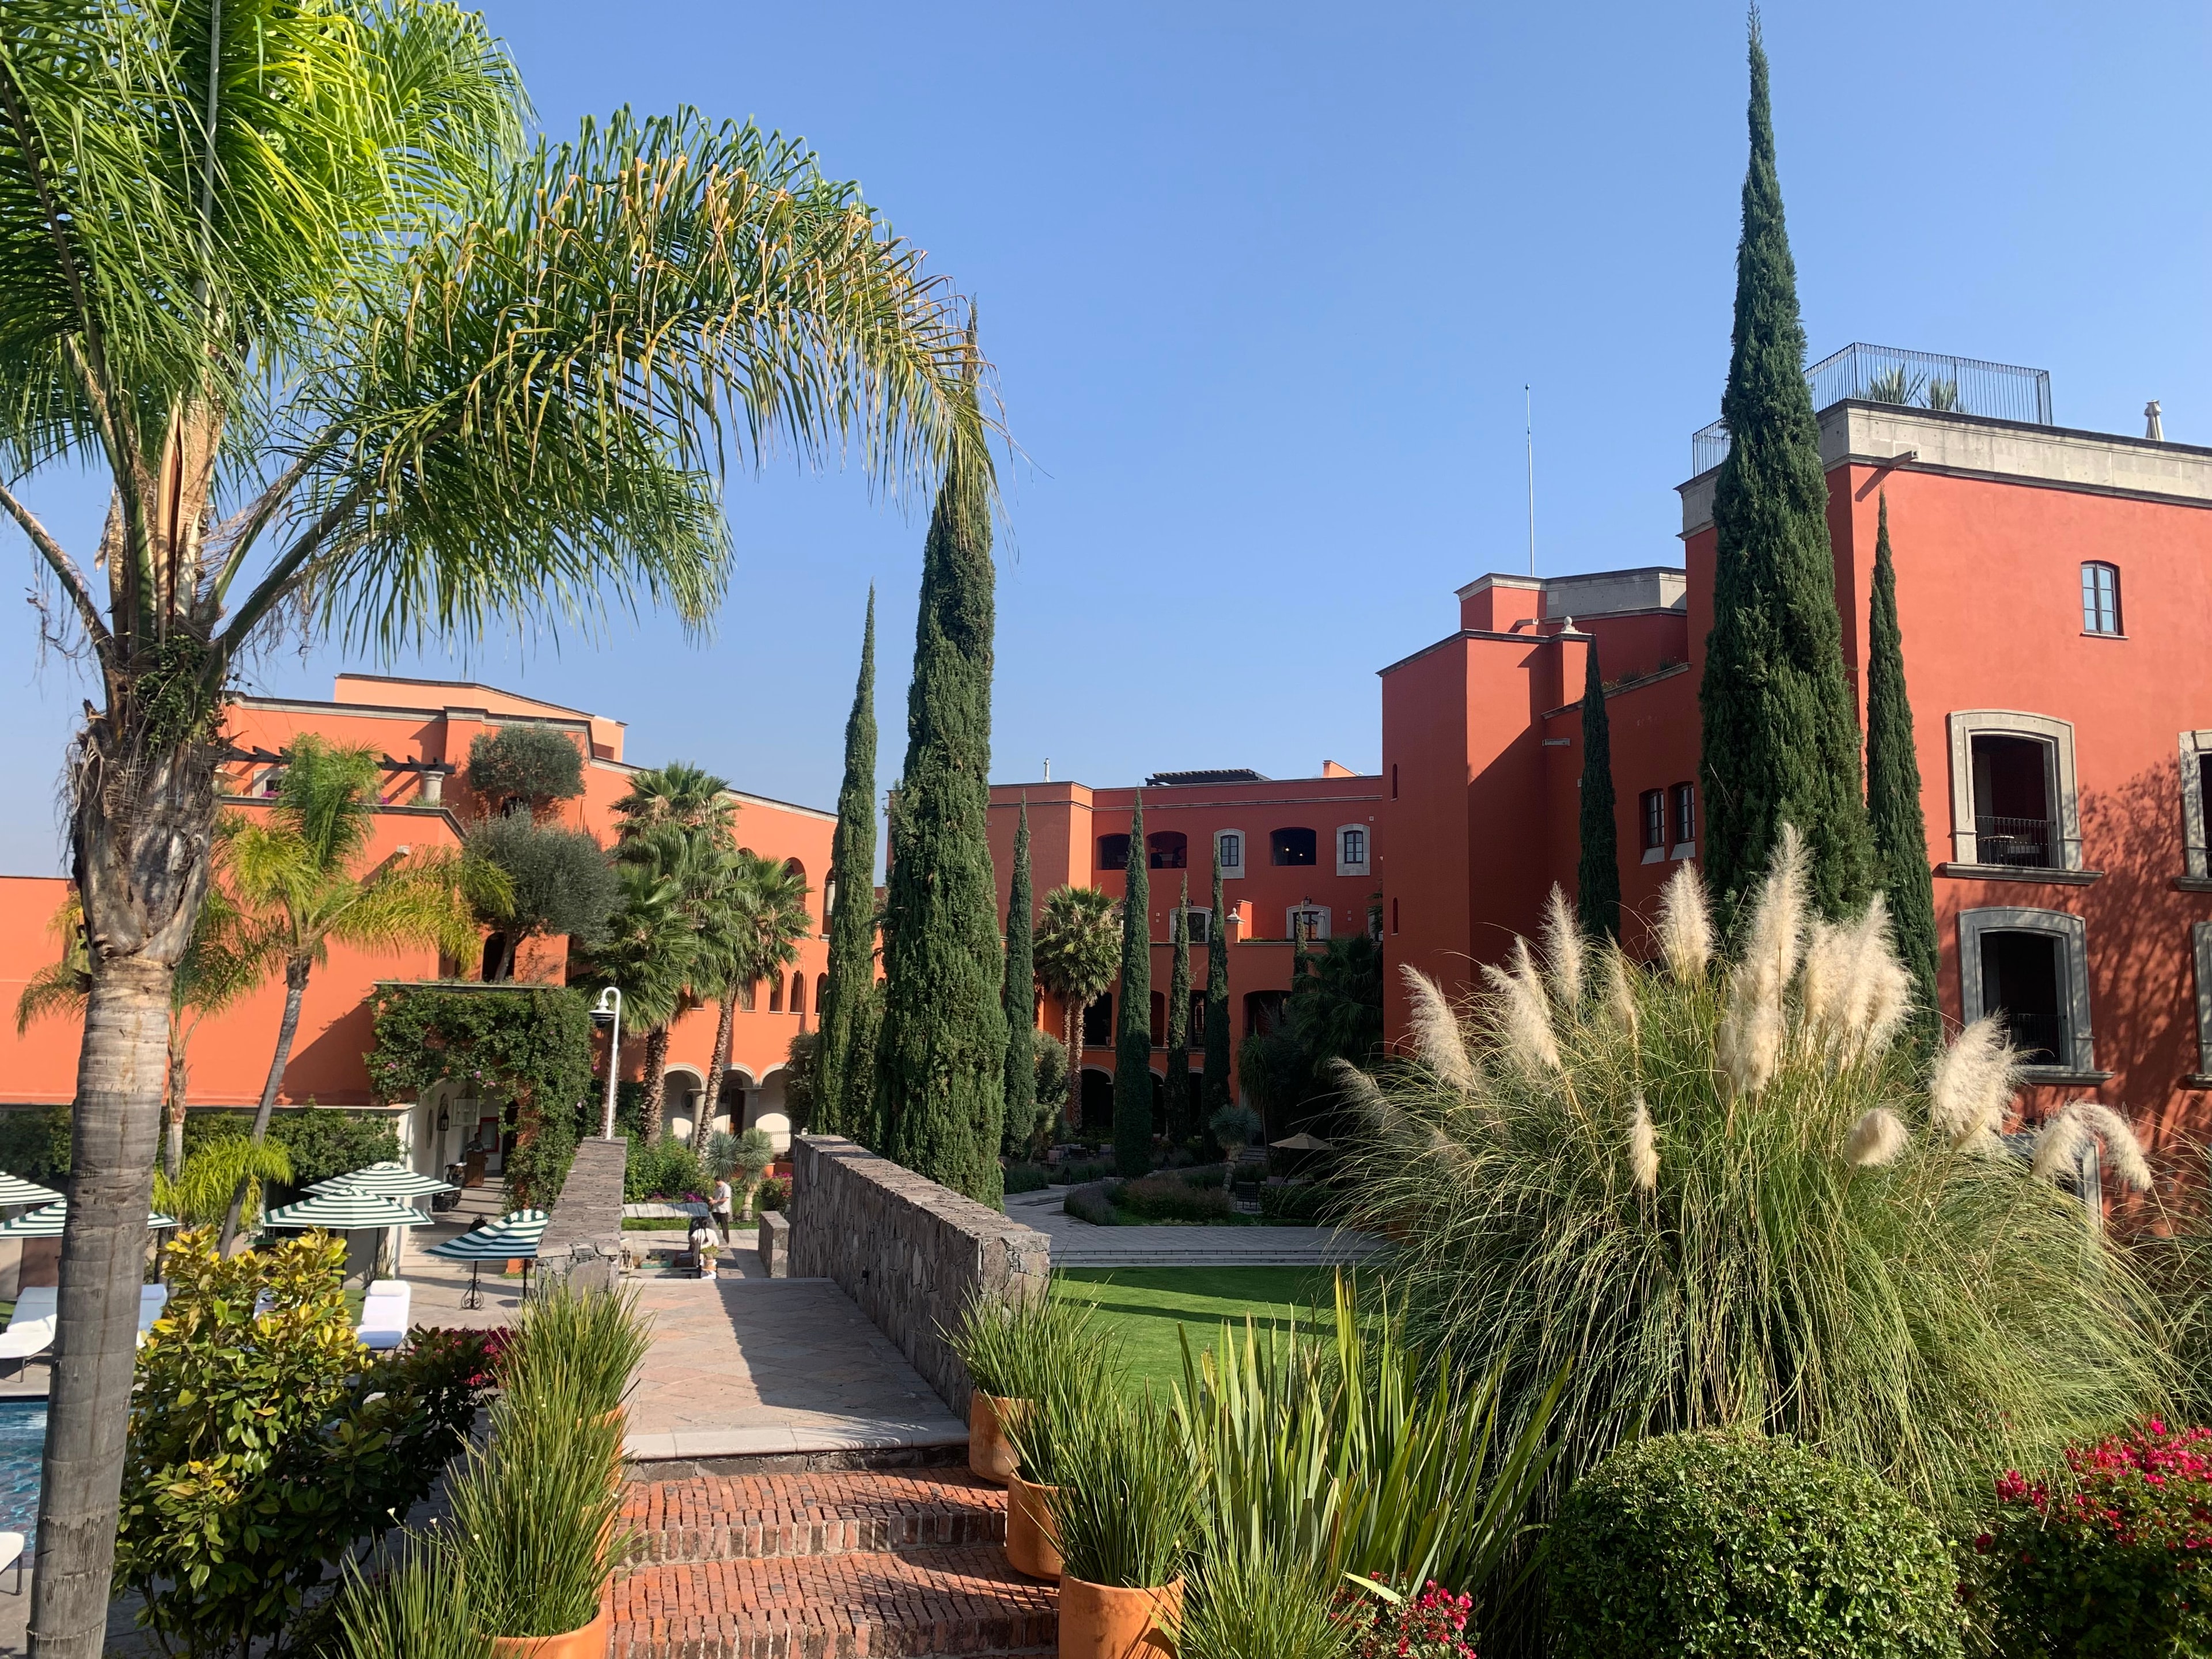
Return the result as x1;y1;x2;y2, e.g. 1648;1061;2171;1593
2146;400;2164;442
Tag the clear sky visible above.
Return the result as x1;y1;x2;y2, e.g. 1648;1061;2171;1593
0;1;2203;872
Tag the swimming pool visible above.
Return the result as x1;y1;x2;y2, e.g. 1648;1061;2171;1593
0;1399;44;1547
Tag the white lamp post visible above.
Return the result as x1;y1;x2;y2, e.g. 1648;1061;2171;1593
590;986;623;1140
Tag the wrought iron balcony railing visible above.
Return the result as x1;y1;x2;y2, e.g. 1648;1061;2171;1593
1974;814;2060;869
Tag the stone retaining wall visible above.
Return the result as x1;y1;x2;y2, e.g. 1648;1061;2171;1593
789;1136;1050;1414
540;1136;627;1277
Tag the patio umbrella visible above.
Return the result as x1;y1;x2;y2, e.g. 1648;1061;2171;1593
0;1172;63;1207
1269;1132;1335;1152
423;1209;550;1309
306;1161;456;1199
262;1190;438;1231
0;1202;176;1236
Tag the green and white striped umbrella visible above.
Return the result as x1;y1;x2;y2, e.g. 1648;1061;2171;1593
0;1171;63;1207
307;1161;455;1199
0;1202;175;1237
262;1190;435;1231
423;1209;550;1262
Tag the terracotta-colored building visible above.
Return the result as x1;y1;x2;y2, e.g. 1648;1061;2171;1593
1380;346;2212;1161
986;769;1382;1127
0;673;834;1165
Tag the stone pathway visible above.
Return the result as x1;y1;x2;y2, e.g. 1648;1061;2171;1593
623;1278;966;1465
1005;1185;1389;1268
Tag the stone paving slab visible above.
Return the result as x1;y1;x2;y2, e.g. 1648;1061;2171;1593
1005;1186;1388;1268
623;1278;964;1464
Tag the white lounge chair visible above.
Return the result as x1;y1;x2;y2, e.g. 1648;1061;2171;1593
355;1279;411;1351
137;1283;169;1346
0;1287;56;1376
0;1529;22;1592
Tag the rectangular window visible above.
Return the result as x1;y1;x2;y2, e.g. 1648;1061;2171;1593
1184;908;1212;944
1640;789;1666;860
1671;782;1696;849
1970;734;2058;868
1979;930;2066;1066
1287;906;1330;942
1341;827;1366;867
2081;562;2122;635
1098;833;1131;871
1218;832;1243;871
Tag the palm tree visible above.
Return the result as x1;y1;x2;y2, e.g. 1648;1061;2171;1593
577;861;698;1143
700;851;813;1135
1032;886;1122;1136
152;1135;291;1230
17;885;269;1181
0;6;979;1638
612;761;738;845
218;735;493;1244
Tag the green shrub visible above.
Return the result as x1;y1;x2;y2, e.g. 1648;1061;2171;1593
1547;1431;1964;1659
624;1134;707;1202
115;1230;491;1655
1048;1392;1198;1588
1976;1421;2212;1657
1063;1182;1119;1225
755;1176;788;1213
1119;1171;1234;1222
1003;1161;1051;1194
0;1105;70;1182
1053;1157;1115;1185
1210;1103;1262;1153
1260;1182;1331;1222
185;1107;403;1194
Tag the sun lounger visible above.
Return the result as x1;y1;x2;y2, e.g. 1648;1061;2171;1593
355;1279;411;1351
0;1287;56;1376
0;1529;22;1592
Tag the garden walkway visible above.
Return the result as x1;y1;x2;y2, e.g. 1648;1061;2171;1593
1005;1185;1389;1268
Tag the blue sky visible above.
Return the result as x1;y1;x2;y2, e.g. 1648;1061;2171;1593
0;1;2203;872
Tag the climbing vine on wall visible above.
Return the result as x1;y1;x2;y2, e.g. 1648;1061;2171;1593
368;986;595;1207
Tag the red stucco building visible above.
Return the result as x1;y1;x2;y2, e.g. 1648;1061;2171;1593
1380;346;2212;1161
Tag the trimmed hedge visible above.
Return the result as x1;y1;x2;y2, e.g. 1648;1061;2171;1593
1548;1431;1964;1659
1118;1172;1233;1223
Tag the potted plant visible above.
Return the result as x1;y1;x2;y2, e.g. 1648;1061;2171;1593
449;1286;649;1654
1048;1394;1196;1658
1002;1374;1071;1581
945;1285;1101;1486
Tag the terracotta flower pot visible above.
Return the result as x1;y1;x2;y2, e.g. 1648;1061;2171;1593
1057;1574;1182;1659
1005;1472;1063;1580
490;1598;611;1659
968;1392;1025;1486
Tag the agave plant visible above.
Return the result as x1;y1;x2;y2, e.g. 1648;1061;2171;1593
1338;830;2168;1516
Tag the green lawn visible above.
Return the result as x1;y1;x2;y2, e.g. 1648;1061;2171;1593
1054;1266;1353;1397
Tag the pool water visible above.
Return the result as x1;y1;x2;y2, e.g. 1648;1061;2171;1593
0;1400;44;1548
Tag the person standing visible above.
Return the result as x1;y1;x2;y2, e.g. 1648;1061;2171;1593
711;1173;734;1238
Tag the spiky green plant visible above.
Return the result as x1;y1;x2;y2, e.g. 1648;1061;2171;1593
1048;1391;1199;1589
1175;1275;1561;1604
1340;831;2169;1518
1180;1527;1349;1659
498;1281;650;1419
945;1281;1105;1402
329;1547;491;1659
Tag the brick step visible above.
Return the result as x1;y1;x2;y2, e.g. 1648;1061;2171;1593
611;1545;1055;1659
622;1469;1005;1566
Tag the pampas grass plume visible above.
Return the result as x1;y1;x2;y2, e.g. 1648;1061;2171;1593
1657;864;1713;979
1543;885;1586;1012
1402;967;1477;1093
1483;937;1561;1075
2033;1100;2154;1193
1844;1107;1908;1168
1628;1095;1659;1192
1929;1017;2017;1150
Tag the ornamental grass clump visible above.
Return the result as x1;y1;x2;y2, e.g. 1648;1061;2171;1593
1976;1419;2212;1657
946;1281;1106;1402
1338;831;2169;1515
1047;1392;1200;1588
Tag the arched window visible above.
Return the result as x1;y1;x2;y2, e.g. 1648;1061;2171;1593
769;976;784;1013
1147;831;1187;869
1149;991;1166;1046
1098;833;1131;872
2081;562;2122;635
1082;993;1115;1048
790;972;806;1016
816;973;828;1010
1270;827;1317;866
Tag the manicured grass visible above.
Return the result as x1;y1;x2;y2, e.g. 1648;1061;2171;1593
1054;1266;1351;1397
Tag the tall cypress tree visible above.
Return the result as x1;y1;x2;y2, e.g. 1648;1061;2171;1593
1866;494;1941;1050
815;588;878;1141
1002;799;1038;1155
1575;640;1622;941
1164;875;1192;1145
877;347;1008;1206
1112;794;1153;1177
1202;849;1232;1118
1697;21;1873;927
